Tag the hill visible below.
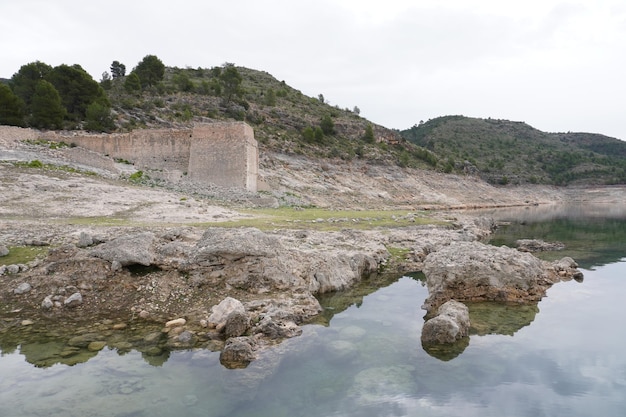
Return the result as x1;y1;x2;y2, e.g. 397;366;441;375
4;58;626;186
104;65;439;170
400;116;626;185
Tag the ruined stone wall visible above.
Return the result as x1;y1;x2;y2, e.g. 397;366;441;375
0;126;39;147
0;123;258;191
189;123;258;192
42;129;193;173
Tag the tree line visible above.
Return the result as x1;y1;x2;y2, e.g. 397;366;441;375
0;55;245;132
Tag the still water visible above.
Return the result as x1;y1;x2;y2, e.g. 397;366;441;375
1;204;625;417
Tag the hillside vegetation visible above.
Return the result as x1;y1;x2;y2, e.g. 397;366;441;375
102;64;441;170
3;56;626;186
401;116;626;185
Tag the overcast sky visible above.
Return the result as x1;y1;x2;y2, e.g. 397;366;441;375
2;0;625;139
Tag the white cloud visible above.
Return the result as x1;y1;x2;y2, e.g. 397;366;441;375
2;0;626;139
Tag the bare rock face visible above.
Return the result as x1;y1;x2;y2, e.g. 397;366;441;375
90;232;156;266
422;241;550;312
194;227;283;262
421;300;470;344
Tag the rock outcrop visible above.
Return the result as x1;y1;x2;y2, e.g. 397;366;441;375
422;241;583;312
90;232;156;266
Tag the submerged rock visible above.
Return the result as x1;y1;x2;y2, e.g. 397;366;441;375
421;300;470;344
516;239;565;252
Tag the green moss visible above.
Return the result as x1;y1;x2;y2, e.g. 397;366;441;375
128;171;144;182
12;160;97;176
196;208;440;231
1;246;49;266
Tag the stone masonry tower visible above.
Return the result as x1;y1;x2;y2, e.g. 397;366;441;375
188;122;258;192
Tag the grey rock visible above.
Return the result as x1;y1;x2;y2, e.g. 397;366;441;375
223;311;250;338
41;296;54;310
6;264;20;275
90;232;156;266
422;241;548;312
111;260;123;272
64;292;83;308
77;231;94;248
14;282;32;294
208;297;245;330
422;300;470;344
220;337;256;368
255;316;302;339
0;245;8;257
194;227;283;262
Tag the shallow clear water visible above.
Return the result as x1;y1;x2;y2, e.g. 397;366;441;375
1;205;625;417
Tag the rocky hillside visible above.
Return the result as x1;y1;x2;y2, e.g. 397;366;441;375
105;65;438;171
400;116;626;186
106;65;626;186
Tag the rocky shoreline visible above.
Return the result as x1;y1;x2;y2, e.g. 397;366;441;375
0;209;585;367
0;129;615;367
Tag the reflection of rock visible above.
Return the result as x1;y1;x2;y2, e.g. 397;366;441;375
516;239;565;252
421;300;470;344
220;336;256;369
467;301;539;336
422;336;470;361
422;241;557;312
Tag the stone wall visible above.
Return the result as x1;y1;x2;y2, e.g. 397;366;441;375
0;122;258;191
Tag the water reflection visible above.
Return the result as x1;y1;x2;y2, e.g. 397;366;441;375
2;206;626;416
481;203;626;268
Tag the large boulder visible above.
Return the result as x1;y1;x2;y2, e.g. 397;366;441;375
208;297;246;330
422;241;551;312
193;228;283;263
90;232;156;266
421;300;470;344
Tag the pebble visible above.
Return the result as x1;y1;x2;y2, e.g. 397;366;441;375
13;282;31;294
165;318;186;327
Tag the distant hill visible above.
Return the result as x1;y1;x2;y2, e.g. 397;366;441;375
104;65;439;169
400;116;626;185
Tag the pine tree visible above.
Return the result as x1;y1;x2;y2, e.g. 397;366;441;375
30;80;66;129
0;83;26;126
